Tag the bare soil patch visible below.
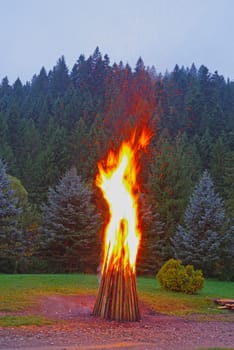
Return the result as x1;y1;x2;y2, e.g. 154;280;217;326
0;295;234;350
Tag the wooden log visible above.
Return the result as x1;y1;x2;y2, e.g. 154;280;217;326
92;255;141;321
215;299;234;305
215;298;234;311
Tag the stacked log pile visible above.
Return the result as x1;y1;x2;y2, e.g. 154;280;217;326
93;245;140;322
215;299;234;311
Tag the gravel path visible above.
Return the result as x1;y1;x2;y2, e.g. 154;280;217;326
0;295;233;350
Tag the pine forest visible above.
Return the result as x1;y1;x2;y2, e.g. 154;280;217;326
0;47;233;278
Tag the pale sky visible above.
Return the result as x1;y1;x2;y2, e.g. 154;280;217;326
1;0;234;83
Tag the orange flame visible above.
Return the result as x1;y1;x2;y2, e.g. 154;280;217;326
96;128;151;273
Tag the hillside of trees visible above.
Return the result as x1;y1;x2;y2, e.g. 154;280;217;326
0;47;233;277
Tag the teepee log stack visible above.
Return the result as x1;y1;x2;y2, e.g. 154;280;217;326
93;247;140;322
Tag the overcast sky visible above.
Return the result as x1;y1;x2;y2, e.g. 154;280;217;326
1;0;234;83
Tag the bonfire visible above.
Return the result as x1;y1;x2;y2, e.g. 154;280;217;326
93;129;151;321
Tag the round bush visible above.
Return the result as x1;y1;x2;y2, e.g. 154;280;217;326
156;258;204;294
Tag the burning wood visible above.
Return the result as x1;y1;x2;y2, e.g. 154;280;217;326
93;129;151;322
93;246;140;321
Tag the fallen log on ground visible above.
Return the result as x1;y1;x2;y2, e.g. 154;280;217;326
215;299;234;311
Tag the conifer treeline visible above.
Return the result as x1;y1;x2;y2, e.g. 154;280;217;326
0;47;234;273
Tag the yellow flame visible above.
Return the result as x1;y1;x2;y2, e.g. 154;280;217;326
96;129;150;273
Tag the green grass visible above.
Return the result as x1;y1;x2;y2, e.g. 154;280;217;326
0;273;97;326
0;315;55;327
137;277;234;316
0;274;233;326
0;273;97;311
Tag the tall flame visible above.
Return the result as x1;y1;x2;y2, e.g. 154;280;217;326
96;129;151;273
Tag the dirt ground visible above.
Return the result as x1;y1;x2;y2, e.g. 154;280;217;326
0;295;234;350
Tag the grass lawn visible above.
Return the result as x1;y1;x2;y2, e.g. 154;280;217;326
0;274;233;326
137;277;234;316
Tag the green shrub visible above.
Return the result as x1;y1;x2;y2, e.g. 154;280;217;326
156;258;204;294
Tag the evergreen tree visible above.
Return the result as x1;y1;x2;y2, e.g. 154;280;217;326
137;194;165;275
31;67;49;96
40;168;100;272
0;112;14;165
13;78;24;102
195;128;213;170
224;151;234;219
0;76;12;112
0;160;21;266
149;134;197;237
35;121;69;204
71;54;88;88
5;105;23;173
172;170;233;276
19;119;42;203
49;56;70;97
210;136;229;197
8;175;40;269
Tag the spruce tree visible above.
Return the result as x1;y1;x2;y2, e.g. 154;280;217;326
210;136;228;197
149;133;198;247
137;194;165;275
172;170;233;276
49;56;70;97
0;159;21;264
40;168;100;272
224;151;234;219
